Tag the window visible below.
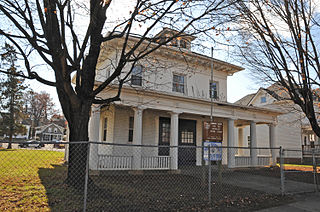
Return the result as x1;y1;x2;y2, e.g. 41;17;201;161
131;65;143;86
180;130;194;144
173;74;185;93
260;96;267;103
170;39;178;47
54;128;57;133
43;134;50;141
103;118;108;141
209;81;218;99
180;39;187;48
128;117;134;142
48;127;52;133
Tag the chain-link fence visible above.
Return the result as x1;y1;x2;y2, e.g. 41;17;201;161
0;141;318;211
280;148;319;195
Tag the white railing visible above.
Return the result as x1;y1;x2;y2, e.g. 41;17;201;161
98;155;133;170
258;156;272;166
235;156;271;167
235;156;251;167
141;156;171;170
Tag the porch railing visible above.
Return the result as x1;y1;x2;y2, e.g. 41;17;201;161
97;155;171;170
141;156;171;170
302;145;320;156
235;156;271;167
98;155;133;170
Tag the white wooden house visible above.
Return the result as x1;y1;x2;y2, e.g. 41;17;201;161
236;83;320;160
87;29;283;171
35;123;64;142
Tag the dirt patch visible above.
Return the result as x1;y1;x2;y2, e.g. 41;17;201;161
85;173;293;211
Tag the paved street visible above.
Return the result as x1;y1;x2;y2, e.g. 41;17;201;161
1;143;65;152
222;172;316;195
257;193;320;212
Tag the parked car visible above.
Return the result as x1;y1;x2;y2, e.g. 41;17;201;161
52;140;65;149
18;140;44;148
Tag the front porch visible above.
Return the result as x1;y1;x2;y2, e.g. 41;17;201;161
88;100;281;171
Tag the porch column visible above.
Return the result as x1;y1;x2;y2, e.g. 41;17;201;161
238;127;244;156
250;121;258;166
227;118;236;168
269;124;277;166
133;107;144;169
88;106;100;169
170;111;180;170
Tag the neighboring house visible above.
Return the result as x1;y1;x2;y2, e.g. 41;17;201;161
84;28;283;171
35;123;64;142
236;83;320;160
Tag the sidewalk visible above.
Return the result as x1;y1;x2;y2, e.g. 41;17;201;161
257;193;320;212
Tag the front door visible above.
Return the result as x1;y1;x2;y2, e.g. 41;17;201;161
178;119;196;167
158;117;170;156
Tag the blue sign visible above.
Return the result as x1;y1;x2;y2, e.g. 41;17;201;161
204;141;222;161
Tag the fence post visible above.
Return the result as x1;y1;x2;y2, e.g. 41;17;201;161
83;142;90;212
208;145;212;204
312;150;318;192
279;147;285;195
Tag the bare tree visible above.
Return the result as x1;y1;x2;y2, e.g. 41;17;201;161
232;0;320;137
0;0;235;187
24;90;56;138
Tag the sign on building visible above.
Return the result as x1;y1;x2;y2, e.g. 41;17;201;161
203;141;222;161
203;121;223;141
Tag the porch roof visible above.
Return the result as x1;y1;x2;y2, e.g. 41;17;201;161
99;86;284;125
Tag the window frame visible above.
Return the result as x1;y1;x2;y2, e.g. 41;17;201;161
209;81;219;99
172;74;186;93
131;65;143;86
260;96;267;103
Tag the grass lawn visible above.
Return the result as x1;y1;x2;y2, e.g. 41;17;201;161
0;149;68;211
0;149;294;211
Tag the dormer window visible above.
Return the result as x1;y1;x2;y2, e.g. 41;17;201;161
170;39;178;47
131;65;143;86
154;28;195;50
180;39;187;48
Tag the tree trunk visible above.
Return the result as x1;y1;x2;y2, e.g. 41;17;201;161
65;104;91;189
7;92;14;149
7;133;12;149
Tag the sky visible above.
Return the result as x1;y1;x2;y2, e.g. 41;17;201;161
23;0;260;113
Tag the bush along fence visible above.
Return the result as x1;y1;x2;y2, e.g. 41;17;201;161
0;141;319;211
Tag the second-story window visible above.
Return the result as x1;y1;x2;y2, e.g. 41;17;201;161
131;65;142;86
173;74;185;93
209;81;218;99
260;96;267;103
